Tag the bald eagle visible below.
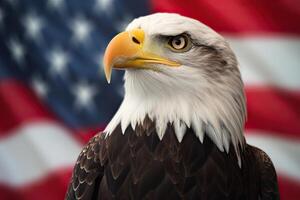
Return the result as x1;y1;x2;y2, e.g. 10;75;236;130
66;13;279;200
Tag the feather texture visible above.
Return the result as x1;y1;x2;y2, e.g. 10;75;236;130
66;122;279;200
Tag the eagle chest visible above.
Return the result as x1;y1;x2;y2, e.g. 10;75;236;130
98;123;256;200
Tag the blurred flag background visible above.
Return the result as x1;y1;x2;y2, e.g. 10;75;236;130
0;0;299;199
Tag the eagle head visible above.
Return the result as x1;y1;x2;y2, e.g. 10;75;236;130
103;13;246;164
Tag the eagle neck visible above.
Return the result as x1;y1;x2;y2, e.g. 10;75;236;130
104;86;245;167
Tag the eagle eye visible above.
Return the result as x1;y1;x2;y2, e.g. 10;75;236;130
167;34;191;52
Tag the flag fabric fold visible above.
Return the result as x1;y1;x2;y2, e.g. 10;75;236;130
0;0;299;199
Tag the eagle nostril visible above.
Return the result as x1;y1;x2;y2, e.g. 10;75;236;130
132;37;140;44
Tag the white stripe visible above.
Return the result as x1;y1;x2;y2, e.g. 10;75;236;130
0;121;82;186
226;36;300;90
246;132;300;181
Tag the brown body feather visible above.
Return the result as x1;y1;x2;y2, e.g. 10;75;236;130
66;120;279;200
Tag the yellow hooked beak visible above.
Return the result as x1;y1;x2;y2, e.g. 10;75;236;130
103;28;180;83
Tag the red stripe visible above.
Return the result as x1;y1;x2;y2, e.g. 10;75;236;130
150;0;300;35
278;175;300;200
75;126;105;144
0;80;55;137
0;168;72;200
245;86;300;139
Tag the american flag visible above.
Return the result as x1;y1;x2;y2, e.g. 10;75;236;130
0;0;299;199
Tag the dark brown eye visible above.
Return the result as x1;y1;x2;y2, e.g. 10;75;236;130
168;35;188;50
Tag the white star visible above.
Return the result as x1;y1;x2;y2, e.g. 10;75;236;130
23;13;43;41
8;39;25;64
72;81;98;110
48;47;69;76
95;0;112;11
70;16;92;43
31;77;48;98
47;0;64;10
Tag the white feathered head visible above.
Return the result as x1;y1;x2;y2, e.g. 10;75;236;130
103;13;246;164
